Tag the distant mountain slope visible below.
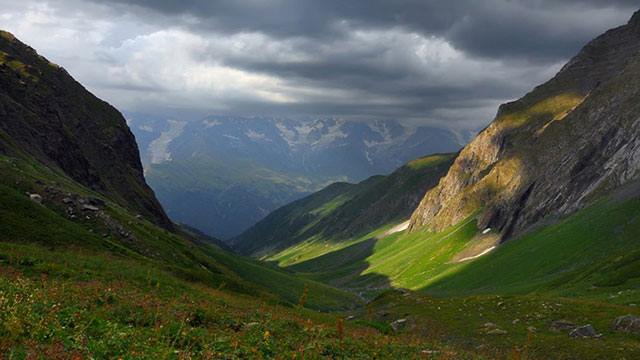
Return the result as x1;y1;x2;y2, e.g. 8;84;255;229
130;116;466;239
0;30;358;311
410;10;640;240
232;153;456;256
0;31;172;229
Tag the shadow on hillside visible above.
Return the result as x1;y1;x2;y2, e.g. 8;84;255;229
287;237;393;297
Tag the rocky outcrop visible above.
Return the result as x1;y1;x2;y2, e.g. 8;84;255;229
0;31;172;229
409;10;640;240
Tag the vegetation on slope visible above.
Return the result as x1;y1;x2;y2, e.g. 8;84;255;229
233;153;456;256
0;30;171;229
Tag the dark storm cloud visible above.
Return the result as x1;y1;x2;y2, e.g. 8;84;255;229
92;0;636;61
2;0;636;129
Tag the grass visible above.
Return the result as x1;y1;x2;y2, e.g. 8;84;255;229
280;196;640;302
0;243;459;359
263;196;640;358
235;153;455;257
0;153;360;311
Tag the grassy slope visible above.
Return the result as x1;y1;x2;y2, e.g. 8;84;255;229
0;242;465;359
286;195;640;302
2;153;476;357
272;194;640;358
0;153;359;312
146;154;344;239
234;153;455;257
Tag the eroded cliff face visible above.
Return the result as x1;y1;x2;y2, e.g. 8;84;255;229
0;31;173;229
409;11;640;239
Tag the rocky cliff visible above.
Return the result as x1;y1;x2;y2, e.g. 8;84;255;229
409;10;640;240
0;31;172;229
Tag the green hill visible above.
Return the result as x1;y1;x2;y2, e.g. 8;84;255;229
232;153;455;257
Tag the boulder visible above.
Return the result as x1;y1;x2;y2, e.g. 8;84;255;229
88;197;106;206
29;193;42;203
569;324;600;338
612;315;640;334
550;319;576;333
390;318;407;332
81;204;100;212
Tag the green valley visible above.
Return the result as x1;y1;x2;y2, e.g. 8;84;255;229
2;5;640;360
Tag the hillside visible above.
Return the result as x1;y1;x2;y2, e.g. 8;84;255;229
232;153;456;257
218;12;640;358
0;31;436;357
409;10;640;241
0;31;171;230
130;116;465;239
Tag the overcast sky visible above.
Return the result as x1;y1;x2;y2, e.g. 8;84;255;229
0;1;637;130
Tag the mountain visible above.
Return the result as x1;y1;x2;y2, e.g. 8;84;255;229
232;153;456;256
130;115;466;239
223;14;640;357
4;10;640;358
0;31;416;357
409;11;640;240
0;31;172;230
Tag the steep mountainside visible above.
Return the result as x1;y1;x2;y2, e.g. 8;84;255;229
0;30;357;311
233;153;455;256
130;116;466;239
0;31;171;229
410;11;640;240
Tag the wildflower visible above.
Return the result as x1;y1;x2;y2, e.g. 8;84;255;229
263;330;271;342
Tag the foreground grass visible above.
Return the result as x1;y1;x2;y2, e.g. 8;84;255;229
0;243;461;359
364;290;640;360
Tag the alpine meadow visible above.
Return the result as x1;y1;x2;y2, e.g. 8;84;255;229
1;1;640;359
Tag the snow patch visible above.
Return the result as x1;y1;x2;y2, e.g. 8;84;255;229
148;120;186;164
456;246;496;263
203;119;222;128
245;129;268;141
138;125;154;132
385;220;410;236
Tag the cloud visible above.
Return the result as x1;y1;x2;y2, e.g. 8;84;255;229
0;0;636;130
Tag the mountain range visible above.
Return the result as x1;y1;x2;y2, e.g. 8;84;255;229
130;116;467;239
2;9;640;358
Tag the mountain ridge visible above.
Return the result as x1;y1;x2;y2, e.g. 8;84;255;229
409;10;640;240
131;115;466;238
232;152;456;257
0;30;172;229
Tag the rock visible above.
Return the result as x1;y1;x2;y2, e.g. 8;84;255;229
407;13;640;242
346;315;356;321
421;350;439;355
62;197;73;204
569;324;601;338
527;326;537;333
390;318;407;332
29;193;42;203
481;322;507;335
88;197;105;206
550;319;576;333
612;315;640;334
244;322;259;329
81;204;100;211
486;328;508;335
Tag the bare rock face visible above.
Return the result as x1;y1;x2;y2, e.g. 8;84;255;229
0;31;172;230
409;10;640;240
